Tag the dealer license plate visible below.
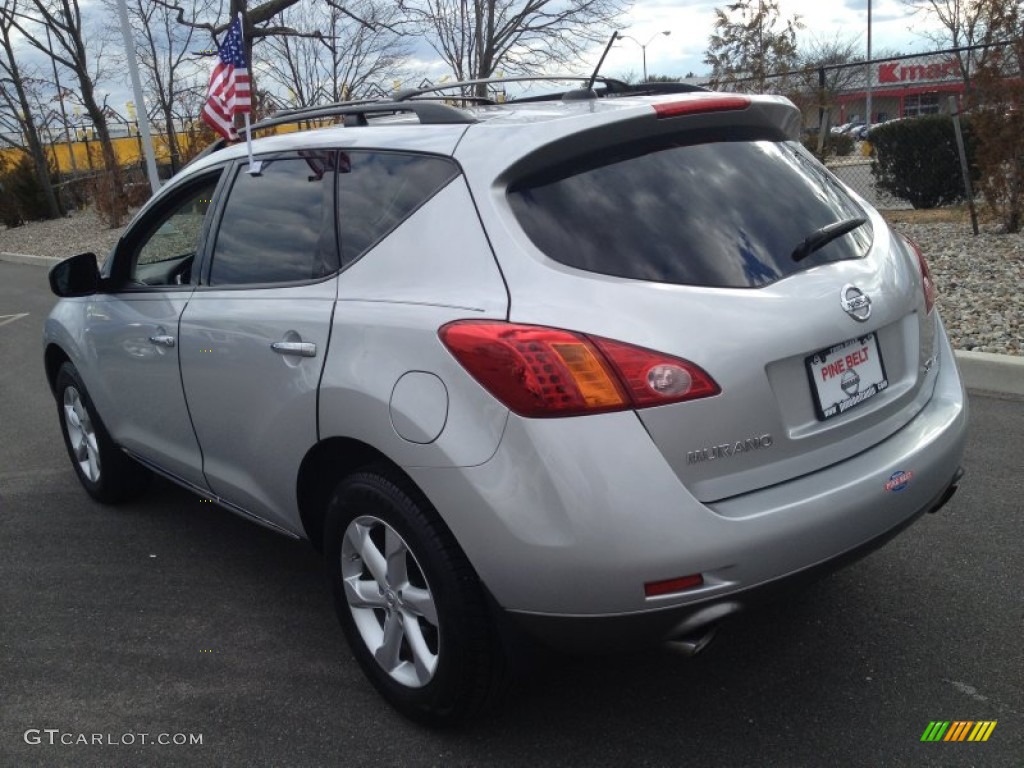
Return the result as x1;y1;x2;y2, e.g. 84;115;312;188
806;333;888;421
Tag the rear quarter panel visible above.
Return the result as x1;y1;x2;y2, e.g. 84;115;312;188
318;179;510;468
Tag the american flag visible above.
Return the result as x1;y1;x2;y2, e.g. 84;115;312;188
201;16;250;141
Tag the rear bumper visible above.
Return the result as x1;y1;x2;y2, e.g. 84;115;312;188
408;319;968;638
509;465;963;651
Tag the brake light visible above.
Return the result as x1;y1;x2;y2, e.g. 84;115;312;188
903;236;936;314
439;321;720;417
653;95;750;119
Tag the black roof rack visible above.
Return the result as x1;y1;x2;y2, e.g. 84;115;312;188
182;100;476;168
508;80;708;103
244;101;477;134
619;82;709;96
270;98;381;119
394;75;633;102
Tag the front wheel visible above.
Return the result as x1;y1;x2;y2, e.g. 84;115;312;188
55;362;150;503
324;468;505;725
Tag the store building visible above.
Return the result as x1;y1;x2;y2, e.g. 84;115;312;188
832;52;968;125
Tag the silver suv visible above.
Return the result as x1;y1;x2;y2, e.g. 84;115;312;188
44;79;968;725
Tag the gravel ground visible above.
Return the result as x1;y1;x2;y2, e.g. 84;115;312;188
0;207;128;261
2;207;1021;356
888;221;1023;356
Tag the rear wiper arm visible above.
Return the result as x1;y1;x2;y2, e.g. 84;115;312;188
791;217;868;262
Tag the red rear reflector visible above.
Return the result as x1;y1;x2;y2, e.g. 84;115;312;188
645;574;704;597
653;95;750;119
903;236;937;314
439;321;720;417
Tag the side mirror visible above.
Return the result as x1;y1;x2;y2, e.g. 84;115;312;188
49;252;100;297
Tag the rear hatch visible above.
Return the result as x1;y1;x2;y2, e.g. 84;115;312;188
484;97;939;502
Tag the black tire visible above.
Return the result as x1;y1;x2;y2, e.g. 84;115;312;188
324;467;505;726
55;362;151;503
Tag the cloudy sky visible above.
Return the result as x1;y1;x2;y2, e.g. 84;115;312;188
17;0;944;119
582;0;939;81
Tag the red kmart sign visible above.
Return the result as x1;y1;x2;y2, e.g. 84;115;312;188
877;58;960;85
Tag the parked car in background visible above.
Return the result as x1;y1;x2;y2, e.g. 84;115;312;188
831;119;865;136
865;117;907;139
43;79;968;725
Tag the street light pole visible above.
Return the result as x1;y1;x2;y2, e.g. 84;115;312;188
866;0;873;130
116;0;160;194
619;31;671;82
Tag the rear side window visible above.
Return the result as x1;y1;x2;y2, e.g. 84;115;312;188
209;152;337;286
508;137;872;289
337;152;459;265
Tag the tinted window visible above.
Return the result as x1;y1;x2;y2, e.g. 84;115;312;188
508;137;872;289
209;153;337;285
337;152;459;265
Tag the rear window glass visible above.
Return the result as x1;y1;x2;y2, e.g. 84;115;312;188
507;137;872;288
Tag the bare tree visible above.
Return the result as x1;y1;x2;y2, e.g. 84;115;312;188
110;0;215;174
261;0;408;106
798;35;863;92
0;0;60;218
704;0;803;94
6;0;131;224
789;34;863;127
396;0;630;96
971;0;1024;231
903;0;1010;99
155;0;385;101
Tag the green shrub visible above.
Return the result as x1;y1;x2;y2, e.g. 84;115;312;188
870;115;977;209
830;132;855;157
0;153;54;227
87;169;130;228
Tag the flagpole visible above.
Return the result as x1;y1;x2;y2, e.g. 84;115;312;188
237;12;261;175
244;112;260;174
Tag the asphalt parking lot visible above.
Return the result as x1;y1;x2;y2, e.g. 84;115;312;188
1;260;1022;767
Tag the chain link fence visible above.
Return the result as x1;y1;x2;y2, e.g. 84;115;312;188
707;42;1018;211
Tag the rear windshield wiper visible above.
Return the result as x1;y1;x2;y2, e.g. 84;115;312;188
791;217;868;262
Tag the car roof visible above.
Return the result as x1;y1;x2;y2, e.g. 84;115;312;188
182;86;803;182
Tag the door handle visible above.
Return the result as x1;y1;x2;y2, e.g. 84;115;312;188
149;334;176;347
271;341;316;358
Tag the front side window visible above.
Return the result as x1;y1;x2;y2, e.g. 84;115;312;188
125;176;220;286
508;134;872;289
337;152;459;265
209;152;338;286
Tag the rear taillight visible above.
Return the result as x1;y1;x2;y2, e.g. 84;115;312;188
653;95;750;119
903;236;936;314
439;321;720;418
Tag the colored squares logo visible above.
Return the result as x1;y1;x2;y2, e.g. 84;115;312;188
921;721;997;742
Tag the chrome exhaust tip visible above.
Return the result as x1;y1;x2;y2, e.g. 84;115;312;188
664;626;717;656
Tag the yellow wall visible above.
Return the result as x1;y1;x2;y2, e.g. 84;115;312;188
2;120;337;175
1;133;199;174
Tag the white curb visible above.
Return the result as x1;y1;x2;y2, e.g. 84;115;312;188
955;350;1024;398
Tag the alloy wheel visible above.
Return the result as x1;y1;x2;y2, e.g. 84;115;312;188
341;515;440;688
63;386;100;483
